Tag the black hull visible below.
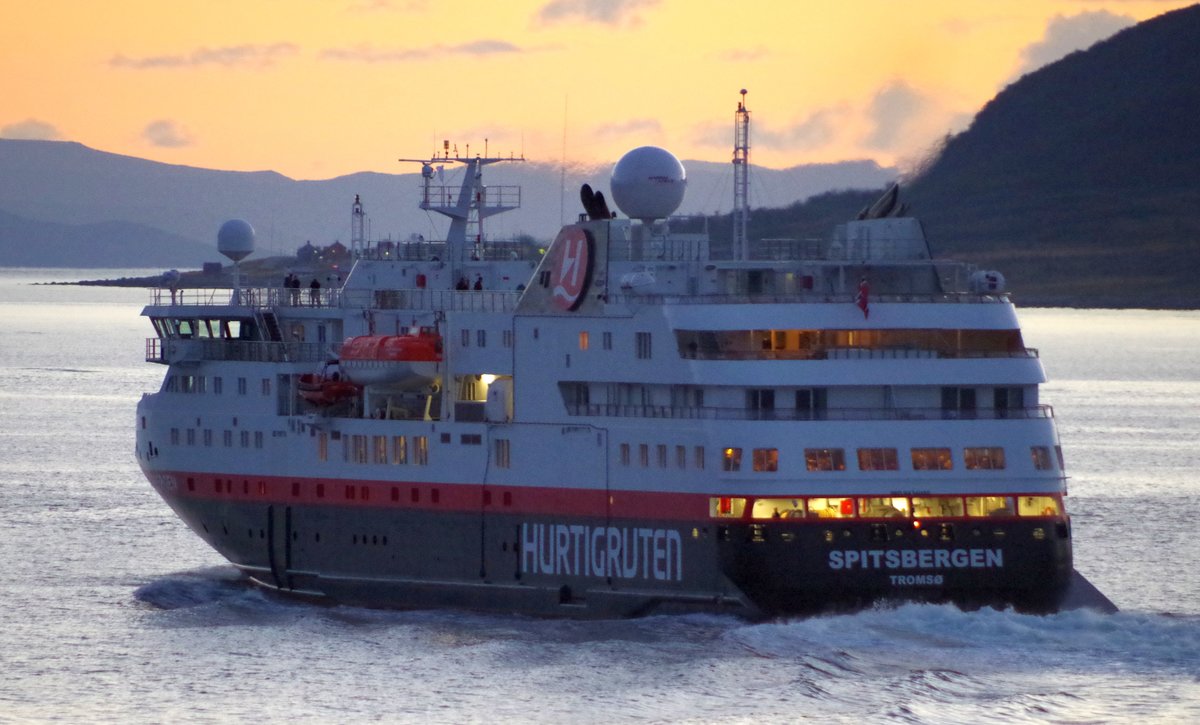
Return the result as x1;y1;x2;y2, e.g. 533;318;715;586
153;485;1075;619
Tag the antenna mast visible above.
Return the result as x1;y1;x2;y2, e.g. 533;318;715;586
732;89;750;260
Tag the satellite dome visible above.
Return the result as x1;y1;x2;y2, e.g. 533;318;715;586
217;219;255;262
610;146;686;223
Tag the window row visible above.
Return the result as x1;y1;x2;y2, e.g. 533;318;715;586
164;375;264;396
319;433;430;465
718;445;1063;473
619;443;707;470
710;494;1063;520
170;427;263;449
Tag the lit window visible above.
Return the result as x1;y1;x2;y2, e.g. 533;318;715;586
752;448;778;472
964;447;1006;470
911;496;964;517
708;496;746;518
318;432;328;461
857;447;899;471
911;447;953;470
804;448;846;471
965;496;1014;517
1018;496;1062;517
579;331;589;350
858;497;911;518
1031;446;1054;470
807;497;855;518
494;439;511;468
373;435;387;464
722;447;742;472
414;436;429;465
751;498;805;519
392;436;407;464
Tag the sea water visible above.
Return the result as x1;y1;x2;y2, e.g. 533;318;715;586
0;268;1197;723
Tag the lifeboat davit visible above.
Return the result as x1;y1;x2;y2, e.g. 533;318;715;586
297;371;360;406
339;328;442;388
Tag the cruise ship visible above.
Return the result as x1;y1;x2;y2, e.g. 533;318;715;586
136;98;1112;618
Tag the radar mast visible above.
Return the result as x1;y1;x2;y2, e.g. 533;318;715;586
732;89;751;261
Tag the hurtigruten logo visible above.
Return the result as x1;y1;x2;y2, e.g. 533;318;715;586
521;523;683;581
550;226;592;311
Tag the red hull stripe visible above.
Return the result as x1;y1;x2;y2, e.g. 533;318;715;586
148;470;1064;524
152;470;711;521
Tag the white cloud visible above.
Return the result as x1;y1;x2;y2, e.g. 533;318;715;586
863;81;930;151
1;118;62;140
320;40;523;62
1014;10;1135;77
110;43;299;69
537;0;659;26
142;120;192;148
593;118;663;139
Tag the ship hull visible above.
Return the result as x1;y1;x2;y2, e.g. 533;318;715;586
146;469;1074;619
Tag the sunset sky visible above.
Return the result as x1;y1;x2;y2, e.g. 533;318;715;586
1;0;1192;179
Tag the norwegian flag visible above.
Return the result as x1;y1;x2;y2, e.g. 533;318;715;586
855;277;870;319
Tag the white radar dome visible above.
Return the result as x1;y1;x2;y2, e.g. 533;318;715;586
217;219;256;262
610;146;686;223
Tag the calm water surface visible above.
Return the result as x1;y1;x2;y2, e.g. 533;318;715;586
0;268;1197;723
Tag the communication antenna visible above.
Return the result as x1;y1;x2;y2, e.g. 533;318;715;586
732;89;751;260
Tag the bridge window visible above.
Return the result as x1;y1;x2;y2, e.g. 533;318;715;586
752;448;778;472
804;448;845;471
964;447;1005;470
911;447;953;470
857;447;899;471
1030;446;1053;470
722;447;742;471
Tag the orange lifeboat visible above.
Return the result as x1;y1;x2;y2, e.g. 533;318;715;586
339;328;442;387
297;370;360;406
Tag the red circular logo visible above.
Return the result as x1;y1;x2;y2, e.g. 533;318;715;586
550;226;592;311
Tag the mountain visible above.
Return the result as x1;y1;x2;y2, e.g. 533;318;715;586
0;138;895;267
903;3;1200;307
0;208;213;267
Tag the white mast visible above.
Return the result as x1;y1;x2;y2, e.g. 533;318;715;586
732;89;751;261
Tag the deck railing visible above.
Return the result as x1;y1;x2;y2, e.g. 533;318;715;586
564;404;1054;422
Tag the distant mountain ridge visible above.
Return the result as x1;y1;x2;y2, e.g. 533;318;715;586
0;138;895;267
902;3;1200;306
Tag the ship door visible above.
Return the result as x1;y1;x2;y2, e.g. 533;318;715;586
267;505;292;590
